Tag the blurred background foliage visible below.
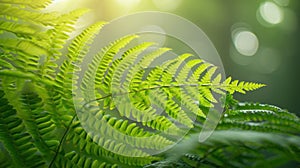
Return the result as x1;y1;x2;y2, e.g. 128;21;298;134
49;0;299;115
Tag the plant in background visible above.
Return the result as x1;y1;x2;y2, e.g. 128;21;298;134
0;1;299;168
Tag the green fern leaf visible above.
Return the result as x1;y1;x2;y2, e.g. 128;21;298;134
0;87;47;167
220;102;300;134
219;77;266;94
0;0;51;9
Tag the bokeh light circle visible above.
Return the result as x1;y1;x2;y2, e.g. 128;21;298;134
233;30;259;56
257;2;284;26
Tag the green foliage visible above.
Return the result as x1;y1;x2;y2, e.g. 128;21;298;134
0;1;298;168
147;101;300;168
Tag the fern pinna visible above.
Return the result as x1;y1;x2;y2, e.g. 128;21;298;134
0;0;299;168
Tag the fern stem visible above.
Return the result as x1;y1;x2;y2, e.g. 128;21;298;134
103;83;198;98
87;83;200;107
92;82;219;101
95;82;253;102
48;114;77;168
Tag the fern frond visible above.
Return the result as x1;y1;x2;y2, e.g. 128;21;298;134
19;89;59;159
0;0;51;9
0;1;89;79
235;102;297;119
219;77;266;94
72;29;267;160
0;4;60;26
153;122;300;167
0;38;50;74
160;54;206;116
53;119;161;167
203;130;300;166
78;102;175;153
147;86;194;128
0;52;14;70
111;42;155;95
0;144;13;168
40;9;89;80
219;102;300;134
0;77;63;165
54;22;106;117
80;34;138;103
0;88;47;167
0;70;55;86
93;34;139;95
0;38;49;57
0;20;38;36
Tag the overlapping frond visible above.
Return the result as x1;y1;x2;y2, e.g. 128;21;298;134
0;0;51;9
0;78;60;167
219;102;300;134
53;119;160;167
146;101;300;168
175;130;300;167
54;22;106;118
0;1;88;81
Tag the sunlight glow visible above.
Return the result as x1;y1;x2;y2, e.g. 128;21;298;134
152;0;182;11
116;0;140;8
